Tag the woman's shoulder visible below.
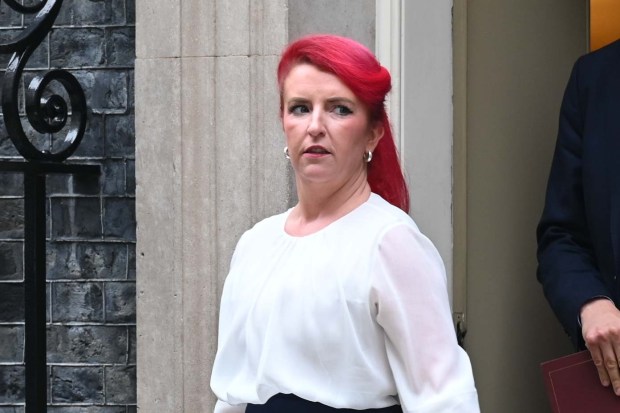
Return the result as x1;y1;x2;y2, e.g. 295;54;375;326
236;209;290;244
361;194;440;252
363;193;419;231
365;195;446;273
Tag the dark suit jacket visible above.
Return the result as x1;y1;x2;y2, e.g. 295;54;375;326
537;38;620;350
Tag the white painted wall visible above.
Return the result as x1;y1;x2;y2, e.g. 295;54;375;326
402;0;454;295
377;0;455;300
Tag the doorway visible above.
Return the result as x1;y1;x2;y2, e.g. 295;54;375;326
458;1;586;411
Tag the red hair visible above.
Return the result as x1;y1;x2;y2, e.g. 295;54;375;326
277;34;410;213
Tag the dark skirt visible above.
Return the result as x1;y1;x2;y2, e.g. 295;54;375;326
246;393;403;413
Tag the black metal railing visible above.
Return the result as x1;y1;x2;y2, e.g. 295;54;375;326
0;1;99;412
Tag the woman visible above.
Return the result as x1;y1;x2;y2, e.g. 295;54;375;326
211;34;479;413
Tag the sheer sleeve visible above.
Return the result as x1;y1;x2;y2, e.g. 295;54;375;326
370;224;479;413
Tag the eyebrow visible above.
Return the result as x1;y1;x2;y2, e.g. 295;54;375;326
285;97;357;106
326;97;356;106
285;97;308;105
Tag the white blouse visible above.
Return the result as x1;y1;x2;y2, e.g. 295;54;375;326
210;194;479;413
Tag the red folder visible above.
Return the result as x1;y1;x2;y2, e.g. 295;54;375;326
541;350;620;412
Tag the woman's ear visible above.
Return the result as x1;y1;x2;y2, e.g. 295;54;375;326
367;122;384;153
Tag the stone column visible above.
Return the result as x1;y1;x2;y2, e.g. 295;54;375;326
135;1;290;411
135;0;378;410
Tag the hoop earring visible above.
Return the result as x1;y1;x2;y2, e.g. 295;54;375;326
364;151;373;163
284;146;290;159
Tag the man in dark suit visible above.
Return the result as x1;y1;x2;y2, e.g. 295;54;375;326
537;38;620;396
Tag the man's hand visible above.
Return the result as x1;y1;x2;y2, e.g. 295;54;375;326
581;298;620;396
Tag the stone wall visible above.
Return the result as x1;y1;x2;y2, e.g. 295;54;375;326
0;1;136;412
135;1;377;411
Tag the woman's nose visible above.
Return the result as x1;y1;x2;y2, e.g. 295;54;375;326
307;111;325;137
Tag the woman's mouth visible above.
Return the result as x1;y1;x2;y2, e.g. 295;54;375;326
303;146;330;156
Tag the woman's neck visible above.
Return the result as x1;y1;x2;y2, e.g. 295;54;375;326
285;173;371;237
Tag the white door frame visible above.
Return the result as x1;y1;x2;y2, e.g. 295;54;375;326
375;0;403;151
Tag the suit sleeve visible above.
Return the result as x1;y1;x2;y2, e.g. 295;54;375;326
536;57;612;349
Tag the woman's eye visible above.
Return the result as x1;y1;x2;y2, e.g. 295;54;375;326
333;105;353;116
289;105;309;115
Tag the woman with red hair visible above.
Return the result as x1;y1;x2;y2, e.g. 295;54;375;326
211;34;479;413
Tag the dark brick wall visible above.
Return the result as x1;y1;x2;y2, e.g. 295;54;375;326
0;1;135;412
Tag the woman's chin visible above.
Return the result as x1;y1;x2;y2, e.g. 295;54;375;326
295;171;335;187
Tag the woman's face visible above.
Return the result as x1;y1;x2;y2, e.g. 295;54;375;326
281;64;383;190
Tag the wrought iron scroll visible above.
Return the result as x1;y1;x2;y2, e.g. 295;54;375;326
1;0;87;161
0;1;99;412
